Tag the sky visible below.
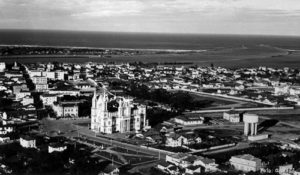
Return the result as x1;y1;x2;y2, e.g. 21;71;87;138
0;0;300;36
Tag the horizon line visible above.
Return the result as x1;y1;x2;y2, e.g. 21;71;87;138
1;28;300;38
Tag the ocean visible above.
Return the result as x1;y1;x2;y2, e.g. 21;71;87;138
1;29;300;68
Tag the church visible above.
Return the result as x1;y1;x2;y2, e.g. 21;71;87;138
91;90;148;134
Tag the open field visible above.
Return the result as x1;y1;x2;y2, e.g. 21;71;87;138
188;91;264;110
264;123;300;139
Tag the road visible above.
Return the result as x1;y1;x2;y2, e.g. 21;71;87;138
41;118;173;160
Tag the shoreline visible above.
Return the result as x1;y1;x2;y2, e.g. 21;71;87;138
0;44;207;53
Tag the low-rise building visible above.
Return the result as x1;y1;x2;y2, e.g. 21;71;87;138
230;154;262;172
40;94;58;106
166;134;189;147
223;110;241;123
20;136;36;148
174;115;204;126
35;84;49;92
52;102;78;118
166;153;190;166
0;62;6;72
21;95;34;106
48;143;67;153
32;76;47;84
278;164;293;175
16;90;31;100
99;164;119;175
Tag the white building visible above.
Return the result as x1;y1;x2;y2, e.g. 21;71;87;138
278;164;293;175
165;134;188;147
40;94;58;106
32;76;47;84
0;62;6;72
21;95;34;106
48;143;67;153
230;154;262;172
49;89;80;96
20;136;36;148
35;84;49;92
91;90;148;134
174;116;204;126
43;71;56;80
16;91;31;100
223;110;241;123
275;86;290;95
55;71;66;80
52;103;78;118
28;70;42;78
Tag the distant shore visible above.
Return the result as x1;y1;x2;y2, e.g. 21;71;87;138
1;44;300;68
0;44;206;53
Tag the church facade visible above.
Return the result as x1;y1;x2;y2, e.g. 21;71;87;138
91;91;147;134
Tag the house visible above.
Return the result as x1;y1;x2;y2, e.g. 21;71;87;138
0;135;10;143
174;115;204;126
157;161;173;173
35;84;49;92
55;71;66;80
193;156;218;172
21;95;34;106
23;104;36;111
230;154;262;172
12;83;29;94
294;168;300;175
16;90;31;100
275;86;290;95
278;164;293;175
48;143;67;153
0;62;5;72
20;136;36;148
32;76;47;84
99;164;119;175
166;165;180;175
223;110;241;123
40;94;58;106
52;102;79;118
185;165;202;175
166;153;190;166
165;134;188;147
5;71;23;78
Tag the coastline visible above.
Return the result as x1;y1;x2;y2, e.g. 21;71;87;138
0;44;207;53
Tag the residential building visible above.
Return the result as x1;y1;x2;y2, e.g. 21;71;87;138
278;164;293;175
16;91;31;100
48;143;67;153
32;76;47;84
165;134;188;147
21;95;34;106
52;102;78;118
0;62;5;72
20;136;36;148
174;115;204;126
223;110;241;123
99;164;119;175
35;84;49;92
230;154;262;172
40;94;58;106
